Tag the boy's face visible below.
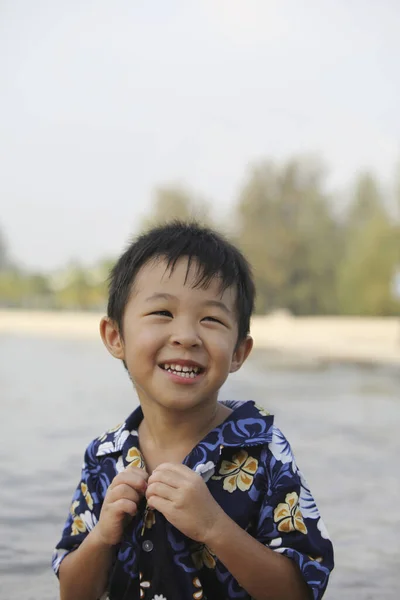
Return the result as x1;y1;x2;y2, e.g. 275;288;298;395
101;257;252;413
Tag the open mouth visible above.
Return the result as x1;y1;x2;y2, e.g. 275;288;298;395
159;363;205;379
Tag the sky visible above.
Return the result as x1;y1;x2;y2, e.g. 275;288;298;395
1;0;399;271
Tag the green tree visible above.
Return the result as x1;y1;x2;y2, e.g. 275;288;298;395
235;158;339;314
337;172;399;315
141;186;212;230
0;225;9;272
54;262;96;310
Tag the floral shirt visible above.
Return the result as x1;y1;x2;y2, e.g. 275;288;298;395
52;400;334;600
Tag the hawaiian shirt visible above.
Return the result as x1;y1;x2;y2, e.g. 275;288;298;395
52;400;334;600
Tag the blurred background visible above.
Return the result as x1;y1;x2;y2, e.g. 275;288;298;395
0;1;399;599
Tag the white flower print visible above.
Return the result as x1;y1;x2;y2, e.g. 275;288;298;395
97;425;131;455
52;548;69;572
269;427;294;464
97;441;116;456
140;572;151;598
298;470;320;520
81;510;98;532
152;596;167;600
98;422;124;442
114;427;131;450
317;517;330;540
267;537;282;548
195;461;216;482
116;455;125;473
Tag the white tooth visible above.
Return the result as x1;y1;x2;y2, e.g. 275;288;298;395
193;367;199;373
182;366;189;372
185;372;190;378
164;364;170;370
189;372;195;378
175;365;182;372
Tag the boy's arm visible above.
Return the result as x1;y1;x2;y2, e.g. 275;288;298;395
59;529;113;600
55;459;148;600
147;459;333;600
204;512;310;600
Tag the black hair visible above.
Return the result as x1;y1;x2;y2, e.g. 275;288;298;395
107;221;255;343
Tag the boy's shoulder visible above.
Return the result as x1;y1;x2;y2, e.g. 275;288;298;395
85;406;143;461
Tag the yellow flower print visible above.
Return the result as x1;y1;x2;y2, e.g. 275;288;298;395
80;482;94;510
308;555;323;563
274;491;308;535
126;446;145;469
145;508;156;529
191;544;216;570
69;500;79;516
255;403;270;416
71;515;86;535
193;576;203;599
213;450;258;493
139;572;150;598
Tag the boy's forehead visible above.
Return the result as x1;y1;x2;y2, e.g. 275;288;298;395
133;256;235;301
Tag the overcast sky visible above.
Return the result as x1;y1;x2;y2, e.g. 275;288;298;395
1;0;399;271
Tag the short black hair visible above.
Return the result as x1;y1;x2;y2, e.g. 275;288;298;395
107;221;255;343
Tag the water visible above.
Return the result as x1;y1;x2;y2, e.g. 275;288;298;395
0;335;399;599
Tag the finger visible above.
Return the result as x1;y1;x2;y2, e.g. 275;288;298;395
126;464;149;480
146;481;177;503
148;469;181;489
107;483;141;505
110;471;148;493
146;494;171;514
153;463;192;480
111;498;138;518
125;465;149;487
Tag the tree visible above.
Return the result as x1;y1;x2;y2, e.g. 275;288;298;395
141;186;212;230
346;172;387;230
53;262;96;310
0;225;9;272
235;158;339;314
337;172;399;315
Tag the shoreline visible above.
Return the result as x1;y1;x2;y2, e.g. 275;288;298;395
0;309;399;367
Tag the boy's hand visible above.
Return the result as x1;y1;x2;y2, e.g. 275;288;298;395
93;465;149;547
146;463;224;543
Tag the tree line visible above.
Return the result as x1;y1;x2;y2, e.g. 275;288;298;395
1;156;399;316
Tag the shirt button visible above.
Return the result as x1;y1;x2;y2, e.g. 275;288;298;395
142;540;153;552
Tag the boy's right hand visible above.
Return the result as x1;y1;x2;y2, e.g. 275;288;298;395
92;465;149;547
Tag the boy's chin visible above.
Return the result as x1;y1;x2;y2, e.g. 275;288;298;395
154;393;217;412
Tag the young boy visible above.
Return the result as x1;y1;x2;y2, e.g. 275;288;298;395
53;222;334;600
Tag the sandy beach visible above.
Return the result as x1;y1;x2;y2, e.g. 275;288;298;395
1;309;399;366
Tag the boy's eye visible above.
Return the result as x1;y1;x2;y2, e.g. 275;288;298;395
203;316;224;325
150;310;172;317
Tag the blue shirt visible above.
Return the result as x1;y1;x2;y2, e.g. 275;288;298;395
53;400;334;599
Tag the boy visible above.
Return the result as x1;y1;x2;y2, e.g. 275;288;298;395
53;222;334;600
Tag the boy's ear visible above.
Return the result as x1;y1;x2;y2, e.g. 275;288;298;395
230;335;253;373
100;316;125;360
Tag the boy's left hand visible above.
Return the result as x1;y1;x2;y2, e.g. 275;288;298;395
146;463;225;543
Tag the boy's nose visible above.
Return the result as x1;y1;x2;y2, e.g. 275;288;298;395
170;324;202;348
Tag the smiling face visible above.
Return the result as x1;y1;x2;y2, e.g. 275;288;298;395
101;256;252;414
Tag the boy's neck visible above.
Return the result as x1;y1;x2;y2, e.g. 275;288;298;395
138;400;232;452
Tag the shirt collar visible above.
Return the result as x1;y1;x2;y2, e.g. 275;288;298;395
95;400;274;467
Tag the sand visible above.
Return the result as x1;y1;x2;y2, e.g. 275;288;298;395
0;309;399;366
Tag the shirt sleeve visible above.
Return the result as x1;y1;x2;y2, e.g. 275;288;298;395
52;440;105;576
256;427;334;600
